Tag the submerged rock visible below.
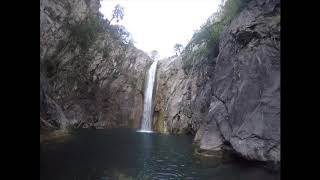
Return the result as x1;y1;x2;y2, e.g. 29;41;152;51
40;129;71;143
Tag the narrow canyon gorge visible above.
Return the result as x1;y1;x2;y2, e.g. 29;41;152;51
40;0;280;177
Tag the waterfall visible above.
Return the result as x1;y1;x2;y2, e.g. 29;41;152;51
138;60;158;133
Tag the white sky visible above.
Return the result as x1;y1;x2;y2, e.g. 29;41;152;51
100;0;220;59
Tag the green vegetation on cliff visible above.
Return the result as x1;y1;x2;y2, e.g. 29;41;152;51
182;0;251;70
71;15;105;50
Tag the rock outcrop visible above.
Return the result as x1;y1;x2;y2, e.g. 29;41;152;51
154;0;280;164
40;0;153;131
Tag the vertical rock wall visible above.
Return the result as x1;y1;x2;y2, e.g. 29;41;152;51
40;0;153;131
154;0;280;163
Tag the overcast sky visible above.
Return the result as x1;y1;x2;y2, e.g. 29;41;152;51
100;0;220;59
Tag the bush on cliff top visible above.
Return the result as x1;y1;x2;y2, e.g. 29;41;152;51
70;15;104;51
182;0;251;70
69;12;133;51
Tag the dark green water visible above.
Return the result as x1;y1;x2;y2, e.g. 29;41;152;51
40;129;280;180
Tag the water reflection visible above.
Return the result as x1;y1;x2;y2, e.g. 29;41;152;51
40;129;280;180
136;133;153;179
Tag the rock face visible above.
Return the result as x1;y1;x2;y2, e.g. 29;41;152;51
154;55;214;135
154;0;280;164
40;0;153;131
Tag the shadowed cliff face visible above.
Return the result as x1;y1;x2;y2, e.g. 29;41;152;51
40;0;153;131
154;0;280;164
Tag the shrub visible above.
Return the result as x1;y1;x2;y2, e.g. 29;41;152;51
108;25;132;45
174;43;183;55
182;0;251;68
221;0;251;24
182;44;208;71
70;16;104;50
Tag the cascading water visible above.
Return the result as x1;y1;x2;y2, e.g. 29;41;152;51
138;60;158;133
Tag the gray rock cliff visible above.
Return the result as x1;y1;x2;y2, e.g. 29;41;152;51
40;0;153;131
154;0;280;164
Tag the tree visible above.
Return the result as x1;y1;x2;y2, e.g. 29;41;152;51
114;25;130;42
174;43;183;55
150;50;159;60
109;4;124;24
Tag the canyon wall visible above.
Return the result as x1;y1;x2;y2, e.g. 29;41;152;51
40;0;153;131
40;0;280;166
154;0;280;164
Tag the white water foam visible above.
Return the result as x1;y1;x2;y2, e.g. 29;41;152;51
139;60;158;132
